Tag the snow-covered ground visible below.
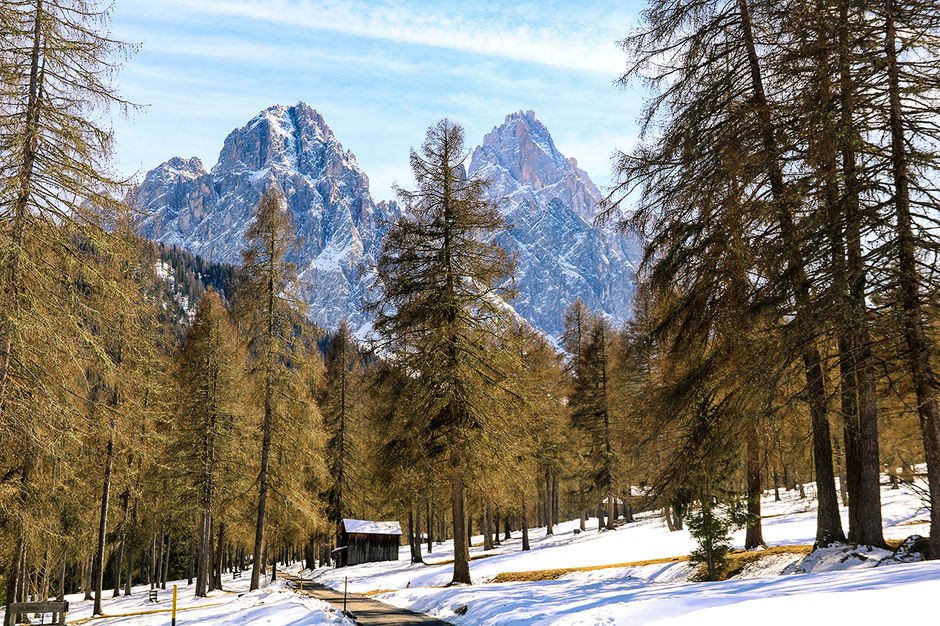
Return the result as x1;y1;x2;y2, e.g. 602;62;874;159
302;481;937;625
4;481;934;626
0;575;352;626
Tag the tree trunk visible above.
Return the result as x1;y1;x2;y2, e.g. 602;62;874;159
250;378;273;590
84;553;93;601
744;420;764;549
408;508;423;564
839;2;884;551
493;506;501;546
521;497;530;551
545;467;554;535
579;483;586;531
216;527;227;587
816;6;866;544
5;538;26;609
885;0;940;559
163;530;172;589
213;522;224;589
450;403;471;584
155;520;165;591
606;494;615;531
665;506;677;532
483;502;493;551
54;548;67;601
93;420;116;615
112;487;130;598
125;481;140;596
415;506;424;561
39;549;51;603
187;529;195;586
553;476;560;530
0;0;42;411
426;499;433;554
148;532;156;589
737;0;844;546
200;513;212;594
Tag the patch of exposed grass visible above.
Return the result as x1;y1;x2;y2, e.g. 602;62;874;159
360;589;398;596
69;601;229;624
713;545;813;580
489;545;815;585
898;519;930;527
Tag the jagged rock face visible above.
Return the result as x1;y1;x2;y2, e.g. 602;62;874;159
470;110;602;222
470;111;640;341
134;102;395;333
134;105;639;342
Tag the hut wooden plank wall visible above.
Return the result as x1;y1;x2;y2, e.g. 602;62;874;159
337;519;402;567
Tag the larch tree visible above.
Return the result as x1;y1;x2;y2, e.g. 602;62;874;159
611;0;847;547
175;290;246;597
569;315;618;531
238;187;306;591
367;119;516;585
879;0;940;558
321;319;366;533
0;0;134;601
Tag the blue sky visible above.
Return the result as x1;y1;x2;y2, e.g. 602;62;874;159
110;0;646;203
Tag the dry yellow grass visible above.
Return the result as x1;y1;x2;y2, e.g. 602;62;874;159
898;519;930;527
359;589;398;596
68;601;229;624
489;545;815;584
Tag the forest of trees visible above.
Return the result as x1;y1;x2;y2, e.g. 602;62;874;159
3;0;940;611
604;0;940;569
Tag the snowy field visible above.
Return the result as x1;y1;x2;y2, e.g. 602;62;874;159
303;481;939;625
0;575;353;626
4;481;936;626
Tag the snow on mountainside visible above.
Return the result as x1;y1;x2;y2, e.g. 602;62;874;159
470;111;640;340
134;103;396;334
132;104;640;340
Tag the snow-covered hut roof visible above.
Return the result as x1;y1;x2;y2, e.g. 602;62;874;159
342;519;403;536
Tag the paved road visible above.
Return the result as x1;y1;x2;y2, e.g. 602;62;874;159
282;574;454;626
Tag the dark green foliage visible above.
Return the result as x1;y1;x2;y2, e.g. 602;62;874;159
366;118;517;585
321;320;365;528
667;393;748;580
685;496;749;581
157;243;242;308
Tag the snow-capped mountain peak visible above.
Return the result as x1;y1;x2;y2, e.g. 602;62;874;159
132;105;638;341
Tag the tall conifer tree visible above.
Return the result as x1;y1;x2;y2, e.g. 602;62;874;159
321;319;365;531
367;119;516;585
238;187;306;591
0;0;134;600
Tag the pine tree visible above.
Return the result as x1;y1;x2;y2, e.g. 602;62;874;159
611;0;847;547
321;320;366;533
0;0;135;601
367;119;516;585
238;187;307;591
175;291;246;597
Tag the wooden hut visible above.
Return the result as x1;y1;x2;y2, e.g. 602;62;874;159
334;519;402;567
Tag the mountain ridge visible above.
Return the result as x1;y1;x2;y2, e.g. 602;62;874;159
131;103;639;342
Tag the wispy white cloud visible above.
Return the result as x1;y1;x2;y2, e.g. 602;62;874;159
148;0;632;73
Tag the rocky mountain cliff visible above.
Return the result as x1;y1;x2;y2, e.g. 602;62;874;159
470;111;639;340
134;103;395;333
133;103;638;342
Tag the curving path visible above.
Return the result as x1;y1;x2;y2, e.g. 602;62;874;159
282;574;454;626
